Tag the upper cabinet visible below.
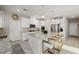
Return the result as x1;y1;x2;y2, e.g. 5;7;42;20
0;11;4;27
52;19;60;24
30;17;39;28
21;16;40;28
21;17;30;28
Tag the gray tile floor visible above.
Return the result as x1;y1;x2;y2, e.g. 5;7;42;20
60;36;79;54
11;43;25;54
0;38;12;54
20;40;34;54
1;36;79;54
64;37;79;48
10;37;79;54
10;40;34;54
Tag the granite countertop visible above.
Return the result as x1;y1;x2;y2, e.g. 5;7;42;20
28;31;53;41
27;32;64;41
21;27;39;33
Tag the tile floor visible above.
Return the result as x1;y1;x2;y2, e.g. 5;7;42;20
10;40;34;54
0;38;12;54
0;36;79;54
60;36;79;54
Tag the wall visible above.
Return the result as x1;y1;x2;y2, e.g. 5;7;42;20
69;22;78;36
21;16;30;28
0;11;9;34
0;11;4;27
63;17;69;38
4;12;10;34
8;13;21;41
30;17;40;28
68;18;79;36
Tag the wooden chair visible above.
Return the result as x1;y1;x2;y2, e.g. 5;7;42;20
42;40;55;54
43;32;64;54
48;39;63;54
47;33;64;54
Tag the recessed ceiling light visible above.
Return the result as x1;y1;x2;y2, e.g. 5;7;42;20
42;16;45;18
23;9;28;12
71;16;74;18
17;9;20;12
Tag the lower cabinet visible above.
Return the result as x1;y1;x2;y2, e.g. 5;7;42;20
22;33;30;41
22;33;43;53
28;35;42;54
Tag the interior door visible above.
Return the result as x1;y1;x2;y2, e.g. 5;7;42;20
69;23;78;36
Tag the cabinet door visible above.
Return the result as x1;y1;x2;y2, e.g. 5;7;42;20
30;17;39;28
21;17;30;27
0;11;4;27
22;33;30;41
28;35;34;52
28;35;42;54
32;37;42;54
22;33;26;41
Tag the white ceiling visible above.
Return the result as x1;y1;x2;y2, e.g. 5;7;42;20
1;5;79;19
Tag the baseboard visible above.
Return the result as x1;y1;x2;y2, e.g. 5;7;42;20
69;35;79;38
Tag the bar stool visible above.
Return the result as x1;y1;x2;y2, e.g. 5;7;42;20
42;40;55;54
47;35;64;54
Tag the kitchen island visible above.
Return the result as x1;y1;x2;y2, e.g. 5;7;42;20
25;31;53;54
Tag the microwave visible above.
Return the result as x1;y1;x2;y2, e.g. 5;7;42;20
30;24;36;28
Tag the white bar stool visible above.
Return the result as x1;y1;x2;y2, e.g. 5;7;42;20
42;40;55;54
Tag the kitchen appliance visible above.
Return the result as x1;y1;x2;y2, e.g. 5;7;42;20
30;24;36;28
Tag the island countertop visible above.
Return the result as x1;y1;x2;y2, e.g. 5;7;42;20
27;31;53;41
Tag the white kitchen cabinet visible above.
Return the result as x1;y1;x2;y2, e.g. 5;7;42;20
30;17;39;28
9;15;21;41
22;33;27;41
52;19;60;24
21;17;30;28
32;37;42;54
28;34;42;54
0;11;4;27
22;33;30;41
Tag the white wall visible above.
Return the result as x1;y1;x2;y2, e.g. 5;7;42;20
0;11;4;27
69;22;78;36
8;14;21;41
68;18;79;37
3;12;10;34
52;19;60;24
30;17;39;28
63;17;69;38
21;16;30;28
0;11;9;34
